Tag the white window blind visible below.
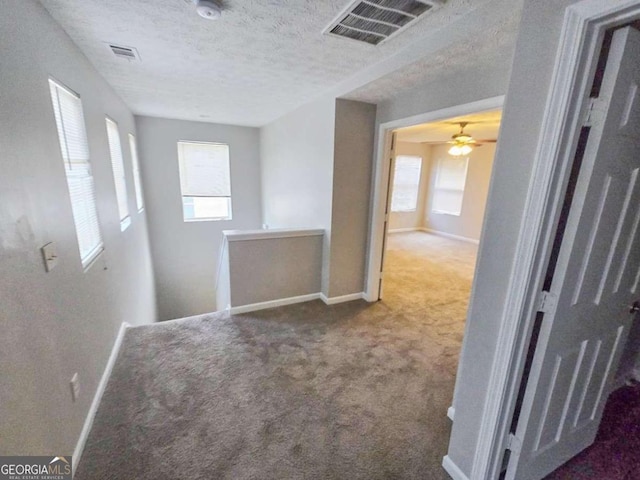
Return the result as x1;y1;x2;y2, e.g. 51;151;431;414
128;134;144;211
105;118;130;230
391;155;422;212
49;79;103;267
432;156;469;216
177;141;232;221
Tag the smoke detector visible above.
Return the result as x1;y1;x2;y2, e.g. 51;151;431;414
194;0;221;20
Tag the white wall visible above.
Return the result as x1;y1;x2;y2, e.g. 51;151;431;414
135;116;262;321
424;143;495;241
388;142;432;231
261;97;336;294
0;0;156;456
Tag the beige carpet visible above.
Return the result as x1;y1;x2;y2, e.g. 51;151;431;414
75;232;478;480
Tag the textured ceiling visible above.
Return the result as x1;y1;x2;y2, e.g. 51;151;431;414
344;8;520;104
395;109;501;143
39;0;516;126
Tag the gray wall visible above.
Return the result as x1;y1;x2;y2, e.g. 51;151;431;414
135;116;262;321
228;234;323;306
328;99;377;297
389;142;432;231
0;0;156;456
260;97;336;294
425;143;495;241
446;0;583;475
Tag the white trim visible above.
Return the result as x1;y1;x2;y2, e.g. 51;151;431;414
472;2;640;479
320;292;365;305
229;293;321;314
442;455;470;480
447;406;456;421
422;228;479;245
387;227;421;233
366;96;504;303
73;322;129;475
223;228;324;242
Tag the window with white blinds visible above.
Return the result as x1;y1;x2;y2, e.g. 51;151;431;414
391;155;422;212
128;134;144;212
48;79;104;268
105;118;130;230
431;156;469;216
177;141;232;221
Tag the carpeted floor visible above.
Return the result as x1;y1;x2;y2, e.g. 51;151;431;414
544;381;640;480
75;232;478;480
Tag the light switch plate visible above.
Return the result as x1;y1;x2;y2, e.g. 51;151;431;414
41;242;58;272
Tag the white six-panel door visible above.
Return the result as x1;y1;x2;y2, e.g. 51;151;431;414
506;26;640;480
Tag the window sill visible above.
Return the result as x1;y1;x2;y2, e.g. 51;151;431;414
184;216;232;223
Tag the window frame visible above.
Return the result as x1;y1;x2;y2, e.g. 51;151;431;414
105;116;131;231
128;133;144;212
48;78;104;269
390;155;423;213
176;140;233;222
431;155;469;217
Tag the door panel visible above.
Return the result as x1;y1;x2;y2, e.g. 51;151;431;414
378;131;397;299
506;26;640;480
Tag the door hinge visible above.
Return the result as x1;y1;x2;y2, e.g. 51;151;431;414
384;213;389;222
583;97;606;127
537;290;558;314
506;433;522;454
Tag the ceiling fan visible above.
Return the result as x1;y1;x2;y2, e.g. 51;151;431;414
446;122;496;157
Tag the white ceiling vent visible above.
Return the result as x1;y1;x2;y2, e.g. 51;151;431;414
106;44;141;62
325;0;444;46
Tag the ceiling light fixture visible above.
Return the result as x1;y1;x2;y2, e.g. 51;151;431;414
447;122;477;157
194;0;221;20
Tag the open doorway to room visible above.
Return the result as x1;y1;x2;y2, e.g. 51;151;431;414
378;110;501;332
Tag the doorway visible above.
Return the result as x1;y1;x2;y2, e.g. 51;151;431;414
365;96;504;304
379;111;500;335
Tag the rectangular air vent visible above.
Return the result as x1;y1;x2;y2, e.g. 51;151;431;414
107;44;141;62
325;0;443;45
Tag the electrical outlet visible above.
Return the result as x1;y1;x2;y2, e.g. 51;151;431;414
70;373;80;402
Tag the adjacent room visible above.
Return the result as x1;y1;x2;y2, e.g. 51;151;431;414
381;110;500;316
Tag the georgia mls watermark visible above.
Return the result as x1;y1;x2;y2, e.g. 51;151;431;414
0;457;72;480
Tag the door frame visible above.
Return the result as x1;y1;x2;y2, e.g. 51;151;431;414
364;95;505;302
471;2;640;479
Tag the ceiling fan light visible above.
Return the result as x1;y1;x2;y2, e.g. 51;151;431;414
448;143;473;157
448;145;463;156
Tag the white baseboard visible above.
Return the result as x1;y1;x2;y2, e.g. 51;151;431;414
230;293;321;314
442;455;470;480
447;406;456;421
421;228;480;245
320;292;365;305
73;321;129;475
388;227;420;234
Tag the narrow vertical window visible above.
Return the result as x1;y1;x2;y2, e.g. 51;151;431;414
49;79;104;268
432;156;469;216
177;141;232;221
105;118;130;230
128;134;144;212
391;155;422;212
